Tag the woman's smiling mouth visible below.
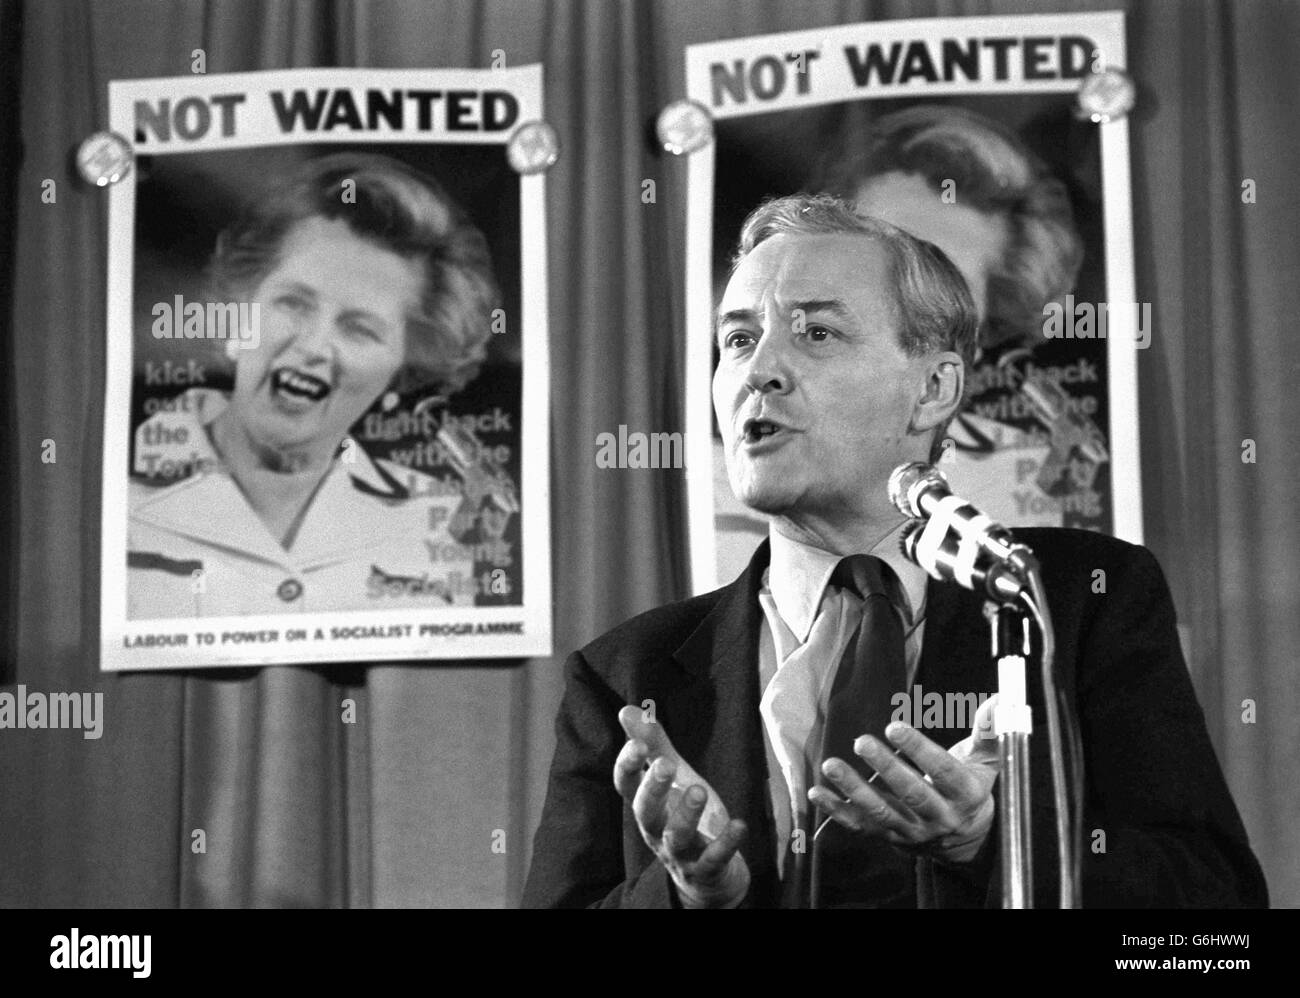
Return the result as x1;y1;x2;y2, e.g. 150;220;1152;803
271;366;331;407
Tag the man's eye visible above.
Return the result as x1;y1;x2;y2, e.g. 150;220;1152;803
722;330;755;349
801;324;833;342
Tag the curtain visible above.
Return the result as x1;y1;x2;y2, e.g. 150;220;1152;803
1;0;1295;908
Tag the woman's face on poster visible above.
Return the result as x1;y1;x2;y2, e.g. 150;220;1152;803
230;215;423;455
854;170;1007;324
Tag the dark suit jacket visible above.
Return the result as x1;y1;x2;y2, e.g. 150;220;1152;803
523;529;1268;908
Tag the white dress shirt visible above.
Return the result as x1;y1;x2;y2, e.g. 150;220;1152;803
757;525;929;874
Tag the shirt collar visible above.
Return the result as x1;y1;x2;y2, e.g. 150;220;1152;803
130;388;415;566
766;523;928;644
133;387;398;496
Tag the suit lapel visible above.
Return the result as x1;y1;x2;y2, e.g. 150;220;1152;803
664;540;779;902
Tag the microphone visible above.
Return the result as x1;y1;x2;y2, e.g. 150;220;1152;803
891;465;1079;908
888;462;1029;603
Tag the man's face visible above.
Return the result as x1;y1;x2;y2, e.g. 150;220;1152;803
230;215;421;454
854;171;1007;324
712;233;933;524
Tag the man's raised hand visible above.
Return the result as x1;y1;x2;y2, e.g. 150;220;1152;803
807;693;1001;865
614;705;750;907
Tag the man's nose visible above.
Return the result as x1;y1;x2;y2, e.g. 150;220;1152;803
742;324;792;395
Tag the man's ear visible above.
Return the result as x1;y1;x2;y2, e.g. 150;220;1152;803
910;352;964;433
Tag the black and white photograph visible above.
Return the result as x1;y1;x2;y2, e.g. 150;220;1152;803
0;0;1295;980
102;67;552;668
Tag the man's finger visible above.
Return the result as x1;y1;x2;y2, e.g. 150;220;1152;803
662;783;708;859
853;734;949;823
885;721;981;803
632;755;677;840
808;785;873;834
810;764;913;838
690;819;747;883
954;694;1001;763
613;738;649;799
618;704;675;759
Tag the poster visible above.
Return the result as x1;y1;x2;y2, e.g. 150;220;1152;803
101;67;552;670
683;12;1141;592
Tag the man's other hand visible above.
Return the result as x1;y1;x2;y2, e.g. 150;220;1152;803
614;705;750;907
807;694;1001;865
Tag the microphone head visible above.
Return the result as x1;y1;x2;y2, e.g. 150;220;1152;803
887;461;948;518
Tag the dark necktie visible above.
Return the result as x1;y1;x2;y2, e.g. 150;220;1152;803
806;554;915;908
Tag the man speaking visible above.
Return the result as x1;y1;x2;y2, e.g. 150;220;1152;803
523;194;1267;908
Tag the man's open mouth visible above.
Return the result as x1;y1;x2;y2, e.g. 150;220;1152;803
271;367;331;402
742;418;783;443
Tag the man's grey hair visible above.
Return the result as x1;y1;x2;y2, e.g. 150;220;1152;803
732;193;979;462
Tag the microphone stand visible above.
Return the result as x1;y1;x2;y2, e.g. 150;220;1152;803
984;600;1033;908
889;463;1077;908
985;545;1074;910
1018;552;1076;910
